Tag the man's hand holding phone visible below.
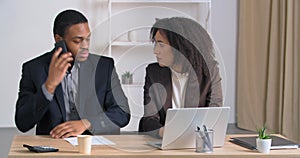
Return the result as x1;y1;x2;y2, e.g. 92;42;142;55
45;41;73;94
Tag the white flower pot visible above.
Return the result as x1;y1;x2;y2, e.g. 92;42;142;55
256;138;272;153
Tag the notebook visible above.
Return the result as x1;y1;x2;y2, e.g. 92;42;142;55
148;107;230;150
230;136;299;150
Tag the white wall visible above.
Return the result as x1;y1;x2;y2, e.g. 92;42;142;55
0;0;237;127
0;0;107;127
211;0;237;123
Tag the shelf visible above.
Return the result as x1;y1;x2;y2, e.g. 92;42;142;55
121;84;144;87
111;0;210;3
112;41;152;46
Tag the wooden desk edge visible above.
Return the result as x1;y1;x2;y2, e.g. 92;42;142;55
8;134;300;158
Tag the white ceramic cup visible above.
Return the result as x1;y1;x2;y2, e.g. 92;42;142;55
77;135;92;154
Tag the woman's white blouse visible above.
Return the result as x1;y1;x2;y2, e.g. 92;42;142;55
171;69;189;109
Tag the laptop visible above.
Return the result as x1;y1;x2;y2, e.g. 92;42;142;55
148;107;230;150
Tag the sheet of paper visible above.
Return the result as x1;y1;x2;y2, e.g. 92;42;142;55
64;136;115;146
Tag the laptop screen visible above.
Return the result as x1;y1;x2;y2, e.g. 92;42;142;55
161;107;230;149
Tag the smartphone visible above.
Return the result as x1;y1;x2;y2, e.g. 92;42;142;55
54;40;74;73
54;40;68;57
23;144;59;153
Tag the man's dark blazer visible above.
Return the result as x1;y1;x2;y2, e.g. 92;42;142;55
15;50;130;135
138;63;222;136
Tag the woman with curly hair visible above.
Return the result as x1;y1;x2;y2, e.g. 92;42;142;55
139;17;223;137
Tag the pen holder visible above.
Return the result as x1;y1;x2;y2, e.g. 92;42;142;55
195;129;214;153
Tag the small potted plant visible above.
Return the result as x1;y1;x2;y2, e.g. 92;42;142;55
256;126;272;153
121;71;133;84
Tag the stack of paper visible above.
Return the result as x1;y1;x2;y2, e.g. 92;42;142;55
64;136;115;146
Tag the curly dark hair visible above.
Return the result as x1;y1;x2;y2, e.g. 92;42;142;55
150;17;217;81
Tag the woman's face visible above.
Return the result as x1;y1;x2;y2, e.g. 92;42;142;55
153;30;174;67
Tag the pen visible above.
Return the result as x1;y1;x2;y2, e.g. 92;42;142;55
203;125;213;151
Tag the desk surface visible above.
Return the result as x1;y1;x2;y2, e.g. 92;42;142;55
8;134;300;158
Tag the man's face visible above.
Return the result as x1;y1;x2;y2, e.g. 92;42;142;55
64;22;91;62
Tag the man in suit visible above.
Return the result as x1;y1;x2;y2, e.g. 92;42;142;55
15;9;130;138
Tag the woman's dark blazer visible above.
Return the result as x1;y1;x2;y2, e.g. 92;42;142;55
139;63;222;136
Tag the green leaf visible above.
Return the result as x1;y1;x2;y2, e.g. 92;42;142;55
257;126;271;139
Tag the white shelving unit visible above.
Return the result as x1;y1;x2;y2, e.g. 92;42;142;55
105;0;211;131
108;0;211;81
111;0;210;3
112;41;152;46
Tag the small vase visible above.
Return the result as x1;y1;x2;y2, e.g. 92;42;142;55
128;30;137;42
256;138;272;153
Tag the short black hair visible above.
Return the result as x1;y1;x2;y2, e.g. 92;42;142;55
53;9;88;37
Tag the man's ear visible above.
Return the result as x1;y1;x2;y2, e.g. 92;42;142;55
54;34;63;42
